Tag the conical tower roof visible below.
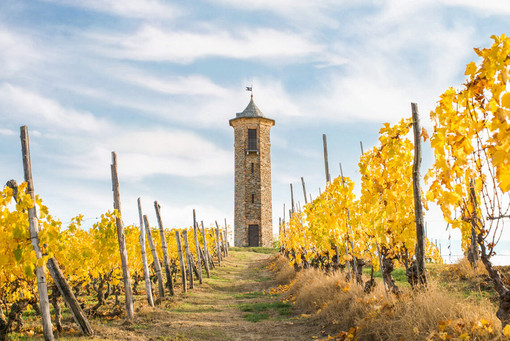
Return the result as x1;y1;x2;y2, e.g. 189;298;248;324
235;97;265;118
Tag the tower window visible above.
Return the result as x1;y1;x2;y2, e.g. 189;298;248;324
252;193;255;203
251;163;254;174
248;129;257;151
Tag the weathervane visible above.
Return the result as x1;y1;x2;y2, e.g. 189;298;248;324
245;84;253;98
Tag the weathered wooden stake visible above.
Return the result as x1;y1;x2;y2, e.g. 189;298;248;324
411;103;427;286
45;258;94;335
21;127;92;336
182;230;194;289
155;201;175;295
175;230;187;292
201;222;211;277
221;231;228;257
20;126;54;341
143;215;165;299
192;210;203;284
110;152;134;319
290;184;295;214
467;179;479;267
224;218;229;257
137;198;154;307
323;134;331;184
215;221;222;265
301;177;308;204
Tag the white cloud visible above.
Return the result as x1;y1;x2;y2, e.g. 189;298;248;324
44;0;180;19
437;0;510;15
93;25;323;63
296;1;476;124
0;28;42;77
208;0;370;29
115;69;232;97
0;129;16;136
58;129;232;181
0;83;111;132
246;78;303;119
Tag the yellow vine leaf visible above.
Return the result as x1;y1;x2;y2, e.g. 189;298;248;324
502;92;510;109
465;61;477;76
503;324;510;336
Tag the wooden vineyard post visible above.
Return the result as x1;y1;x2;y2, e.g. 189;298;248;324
220;231;227;257
323;134;331;184
21;127;93;336
20;126;54;341
411;103;427;286
215;221;222;265
143;215;165;299
137;198;154;307
468;179;479;267
175;230;187;293
201;222;211;277
224;218;229;257
192;210;203;284
45;258;94;336
290;184;295;214
301;177;308;204
110;152;134;319
155;201;175;295
182;230;194;289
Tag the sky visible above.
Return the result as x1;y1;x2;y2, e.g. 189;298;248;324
1;0;510;258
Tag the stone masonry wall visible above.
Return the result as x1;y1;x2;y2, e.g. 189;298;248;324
230;117;274;247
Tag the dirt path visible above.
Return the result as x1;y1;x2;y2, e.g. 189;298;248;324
89;249;318;341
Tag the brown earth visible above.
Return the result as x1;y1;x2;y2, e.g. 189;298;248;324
66;250;319;341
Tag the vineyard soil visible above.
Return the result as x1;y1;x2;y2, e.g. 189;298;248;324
16;249;319;341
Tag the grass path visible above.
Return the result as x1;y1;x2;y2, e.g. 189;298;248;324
87;249;316;341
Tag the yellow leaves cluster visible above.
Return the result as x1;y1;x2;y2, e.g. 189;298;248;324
0;183;40;305
427;318;499;340
1;181;226;319
427;34;510;251
280;117;440;268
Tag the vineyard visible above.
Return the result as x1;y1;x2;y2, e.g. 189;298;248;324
2;35;510;341
278;35;510;338
0;127;230;340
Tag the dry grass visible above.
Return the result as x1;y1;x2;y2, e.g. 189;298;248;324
274;255;295;285
272;255;505;340
453;257;489;279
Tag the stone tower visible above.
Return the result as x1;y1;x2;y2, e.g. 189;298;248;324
230;96;275;247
